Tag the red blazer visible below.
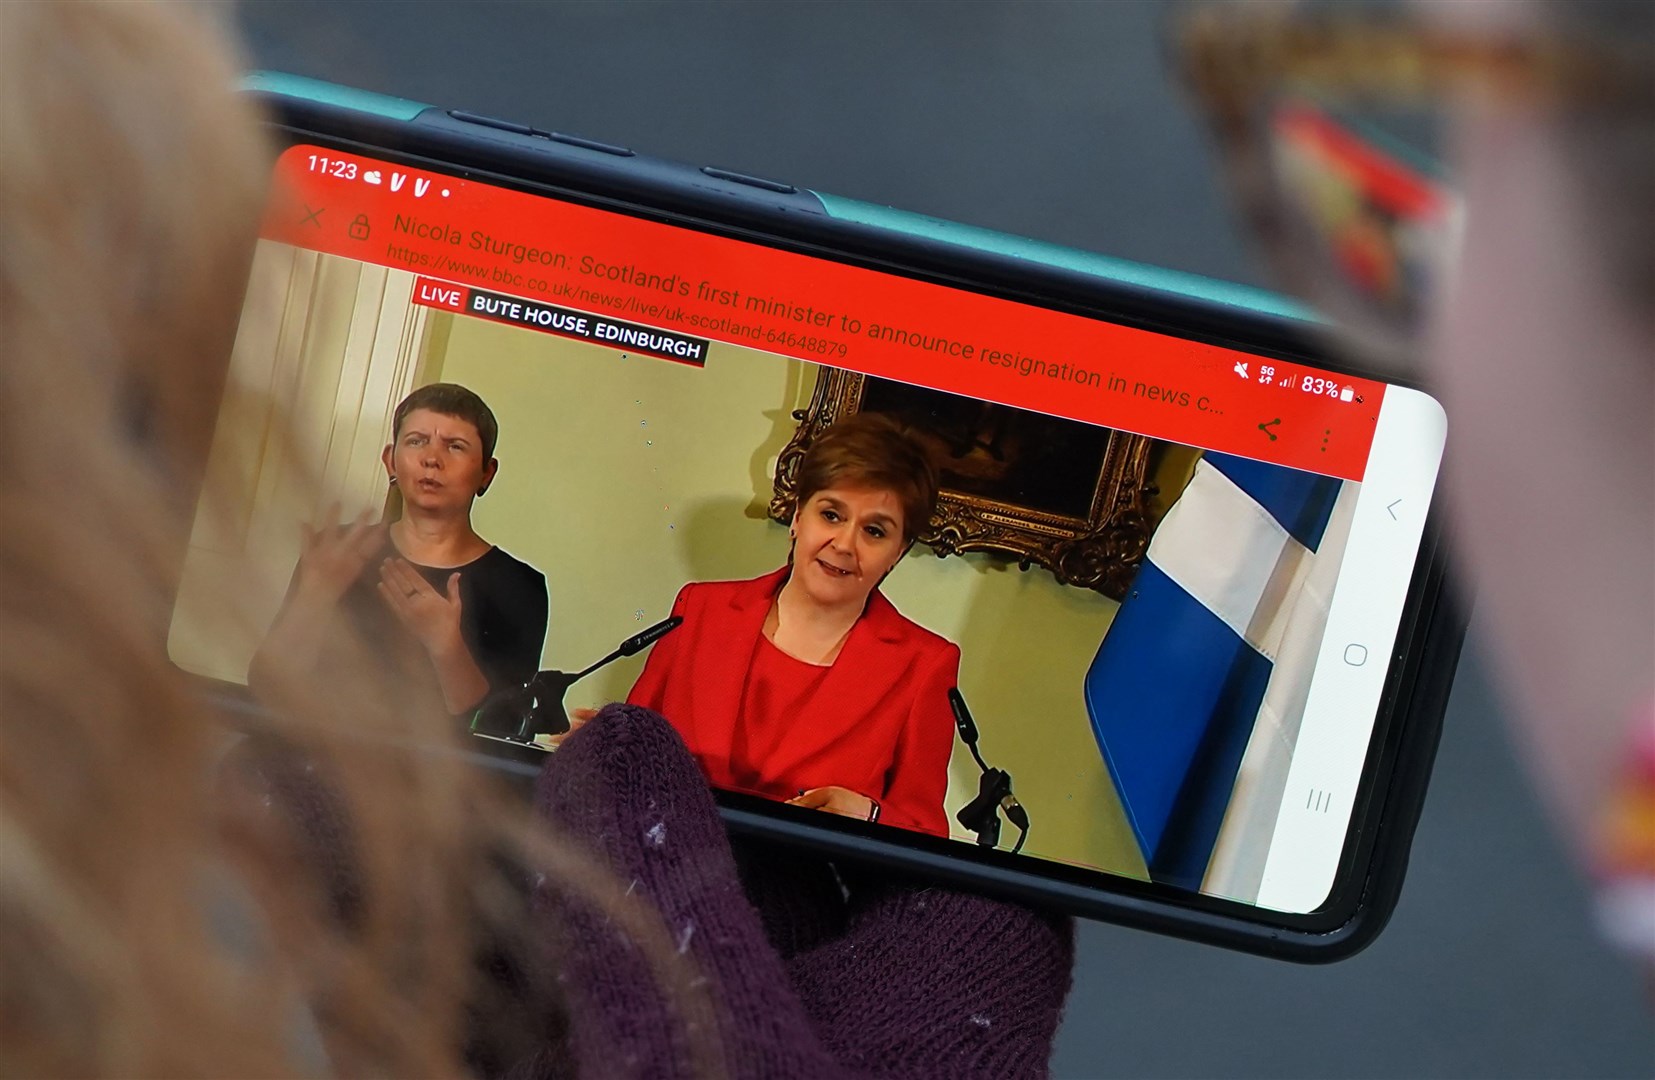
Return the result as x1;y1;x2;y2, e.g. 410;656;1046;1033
628;567;960;837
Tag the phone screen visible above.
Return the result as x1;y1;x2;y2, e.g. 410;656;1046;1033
170;142;1444;917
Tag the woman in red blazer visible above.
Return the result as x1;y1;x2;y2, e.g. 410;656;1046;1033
627;414;959;838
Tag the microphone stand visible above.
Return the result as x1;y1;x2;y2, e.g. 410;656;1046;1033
949;688;1029;853
470;615;682;745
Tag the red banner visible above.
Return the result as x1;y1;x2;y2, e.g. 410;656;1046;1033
264;145;1383;480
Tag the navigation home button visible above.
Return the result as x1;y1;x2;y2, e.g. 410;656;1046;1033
1344;644;1368;667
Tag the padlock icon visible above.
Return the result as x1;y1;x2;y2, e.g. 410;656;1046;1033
349;214;370;241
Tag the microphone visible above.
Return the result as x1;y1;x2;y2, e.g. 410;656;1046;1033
1001;792;1029;832
948;688;1029;853
471;615;682;744
948;688;990;774
956;768;1010;849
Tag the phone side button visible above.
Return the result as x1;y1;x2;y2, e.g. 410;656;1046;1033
447;110;535;136
700;166;797;194
536;131;637;157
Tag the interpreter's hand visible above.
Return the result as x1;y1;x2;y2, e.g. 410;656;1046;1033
544;706;597;749
376;558;463;658
293;508;385;606
787;784;875;821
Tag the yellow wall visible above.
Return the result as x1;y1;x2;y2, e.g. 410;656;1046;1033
169;248;437;682
436;314;1147;877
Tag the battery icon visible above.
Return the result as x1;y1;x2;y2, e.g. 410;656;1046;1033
1339;386;1355;402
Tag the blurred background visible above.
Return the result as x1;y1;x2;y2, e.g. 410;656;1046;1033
237;3;1651;1075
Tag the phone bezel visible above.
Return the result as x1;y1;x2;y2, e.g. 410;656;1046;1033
207;81;1467;961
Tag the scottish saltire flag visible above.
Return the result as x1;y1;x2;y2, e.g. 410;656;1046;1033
1083;452;1355;897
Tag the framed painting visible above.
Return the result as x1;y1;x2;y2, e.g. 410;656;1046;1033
769;369;1159;599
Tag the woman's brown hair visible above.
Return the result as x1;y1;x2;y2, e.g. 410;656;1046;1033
393;382;502;462
793;413;940;546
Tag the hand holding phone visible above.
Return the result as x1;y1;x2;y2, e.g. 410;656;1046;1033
536;703;1074;1077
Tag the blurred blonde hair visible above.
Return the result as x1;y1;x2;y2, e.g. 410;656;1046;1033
0;4;716;1076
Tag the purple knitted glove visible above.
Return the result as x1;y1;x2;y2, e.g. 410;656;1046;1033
523;703;1073;1079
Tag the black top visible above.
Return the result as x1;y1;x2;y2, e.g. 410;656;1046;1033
337;543;550;700
408;546;549;693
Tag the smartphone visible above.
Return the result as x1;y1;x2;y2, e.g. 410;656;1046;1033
173;72;1462;961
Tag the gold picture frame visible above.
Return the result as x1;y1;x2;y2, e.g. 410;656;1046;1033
769;369;1158;600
